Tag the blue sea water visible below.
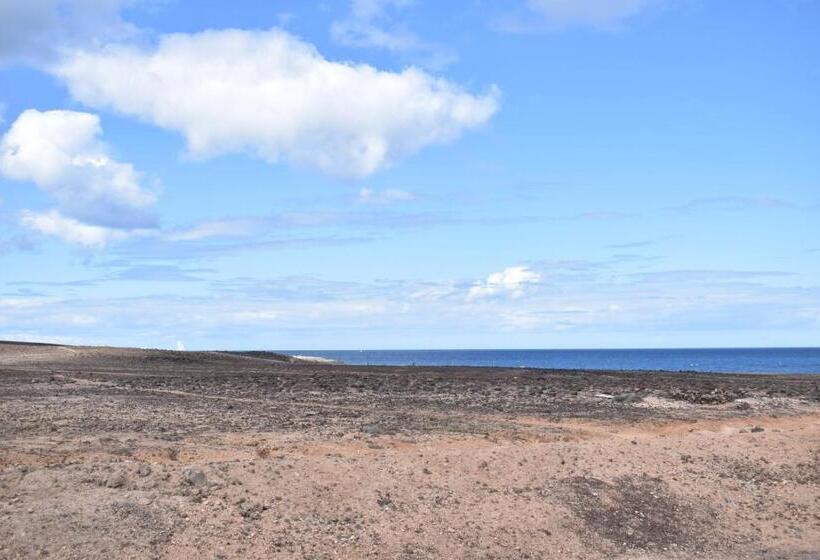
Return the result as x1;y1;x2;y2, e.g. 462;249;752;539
284;348;820;374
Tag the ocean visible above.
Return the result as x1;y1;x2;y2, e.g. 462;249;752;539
283;347;820;374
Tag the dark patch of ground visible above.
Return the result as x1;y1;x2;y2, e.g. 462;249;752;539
564;475;715;553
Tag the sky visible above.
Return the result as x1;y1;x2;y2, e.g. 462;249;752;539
0;0;818;351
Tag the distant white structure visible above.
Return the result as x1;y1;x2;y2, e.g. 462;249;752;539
292;355;338;364
175;341;186;351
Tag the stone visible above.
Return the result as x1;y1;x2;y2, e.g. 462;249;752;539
106;472;127;489
182;467;208;487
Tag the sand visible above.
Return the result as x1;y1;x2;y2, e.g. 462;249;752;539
0;341;818;559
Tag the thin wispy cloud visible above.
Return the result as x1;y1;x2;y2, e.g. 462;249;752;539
165;218;260;242
497;0;664;33
3;263;816;349
0;234;36;255
605;235;677;250
331;0;457;69
357;187;415;205
573;210;635;221
606;240;656;249
0;0;136;65
109;233;377;261
668;196;796;214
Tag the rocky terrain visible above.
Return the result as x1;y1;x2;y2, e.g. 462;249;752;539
0;341;818;559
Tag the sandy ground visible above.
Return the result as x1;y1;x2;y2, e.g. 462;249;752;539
0;341;818;559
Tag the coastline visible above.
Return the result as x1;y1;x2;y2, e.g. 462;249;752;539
278;347;820;375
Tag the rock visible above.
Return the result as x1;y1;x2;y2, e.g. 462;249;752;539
106;472;127;489
361;423;387;436
136;464;152;477
182;467;208;487
735;401;752;411
750;426;765;433
238;502;265;520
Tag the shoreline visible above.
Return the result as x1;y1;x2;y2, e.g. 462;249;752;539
277;348;820;375
4;340;818;375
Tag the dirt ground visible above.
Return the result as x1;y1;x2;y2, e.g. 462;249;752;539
0;341;818;559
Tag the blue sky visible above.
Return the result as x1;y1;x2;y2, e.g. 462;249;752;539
0;0;818;350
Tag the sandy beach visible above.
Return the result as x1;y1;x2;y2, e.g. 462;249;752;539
0;341;818;559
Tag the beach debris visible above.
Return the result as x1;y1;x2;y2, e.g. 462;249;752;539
595;393;615;399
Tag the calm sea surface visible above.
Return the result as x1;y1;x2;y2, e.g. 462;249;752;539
283;348;820;374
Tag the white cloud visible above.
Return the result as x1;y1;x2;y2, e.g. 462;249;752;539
0;109;157;231
0;333;78;345
410;284;457;300
0;0;135;65
358;187;415;205
228;310;281;323
48;313;99;326
468;266;542;300
502;0;660;31
165;219;258;242
498;310;549;330
0;297;54;309
5;265;818;347
56;28;498;178
20;209;130;248
331;0;457;69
